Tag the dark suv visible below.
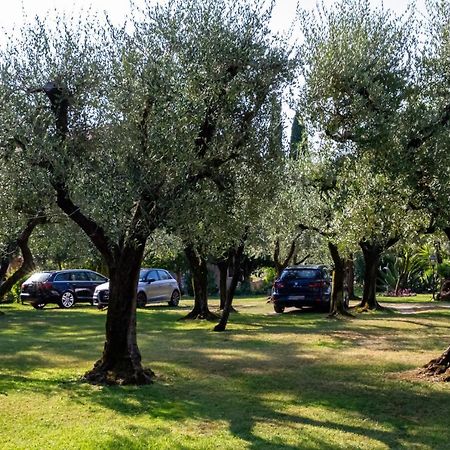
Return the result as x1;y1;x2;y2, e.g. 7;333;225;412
20;269;108;309
272;265;331;313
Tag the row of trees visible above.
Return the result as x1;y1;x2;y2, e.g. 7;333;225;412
2;0;450;382
0;0;295;384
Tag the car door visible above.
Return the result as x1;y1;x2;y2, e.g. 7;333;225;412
157;270;176;301
142;269;162;302
72;271;93;301
53;271;73;298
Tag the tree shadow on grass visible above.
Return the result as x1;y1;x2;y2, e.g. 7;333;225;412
2;356;450;450
2;306;450;448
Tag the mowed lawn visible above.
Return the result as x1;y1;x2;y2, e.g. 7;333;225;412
1;296;450;450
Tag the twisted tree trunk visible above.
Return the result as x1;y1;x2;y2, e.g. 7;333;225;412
359;241;383;310
84;241;154;385
214;234;247;332
345;253;359;300
182;245;217;320
217;255;231;310
328;242;352;317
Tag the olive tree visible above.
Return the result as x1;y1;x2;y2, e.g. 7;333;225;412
0;0;292;384
298;0;420;310
407;0;450;380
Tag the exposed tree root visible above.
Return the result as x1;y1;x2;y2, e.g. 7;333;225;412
218;306;238;314
179;309;219;321
419;346;450;381
213;323;227;332
355;302;386;312
83;359;155;386
328;310;355;319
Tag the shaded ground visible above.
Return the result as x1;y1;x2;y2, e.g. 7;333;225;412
1;298;450;449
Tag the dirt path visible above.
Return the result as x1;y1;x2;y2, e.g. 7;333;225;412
379;300;450;314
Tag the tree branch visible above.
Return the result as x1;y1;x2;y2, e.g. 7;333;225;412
52;180;116;266
407;103;450;152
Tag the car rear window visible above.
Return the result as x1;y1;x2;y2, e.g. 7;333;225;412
26;272;52;282
54;272;71;281
280;269;321;280
87;271;107;282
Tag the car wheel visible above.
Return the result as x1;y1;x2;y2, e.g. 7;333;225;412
59;291;75;309
137;292;147;308
32;302;46;309
169;290;180;307
274;304;285;314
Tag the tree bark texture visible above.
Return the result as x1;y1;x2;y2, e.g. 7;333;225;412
217;257;230;310
183;245;217;320
328;242;352;317
83;241;154;385
214;234;247;332
345;253;358;300
359;241;383;310
421;344;450;381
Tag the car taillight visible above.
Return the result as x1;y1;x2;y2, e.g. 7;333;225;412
39;281;53;290
274;281;285;289
308;281;324;289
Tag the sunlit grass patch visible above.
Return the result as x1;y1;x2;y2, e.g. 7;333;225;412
1;299;450;449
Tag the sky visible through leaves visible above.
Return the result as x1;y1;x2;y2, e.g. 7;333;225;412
0;0;424;43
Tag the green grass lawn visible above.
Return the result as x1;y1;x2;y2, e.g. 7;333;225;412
1;297;450;449
378;293;437;303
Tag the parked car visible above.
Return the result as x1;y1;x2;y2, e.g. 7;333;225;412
271;265;331;313
93;268;181;308
20;269;109;309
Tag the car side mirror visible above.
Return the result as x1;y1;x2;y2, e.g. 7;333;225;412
147;278;156;284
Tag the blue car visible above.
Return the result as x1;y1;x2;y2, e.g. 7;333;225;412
20;269;108;309
272;265;331;313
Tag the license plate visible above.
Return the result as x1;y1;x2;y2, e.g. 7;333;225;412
288;295;305;301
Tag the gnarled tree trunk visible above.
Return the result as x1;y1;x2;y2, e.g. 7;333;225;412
84;241;154;385
35;80;155;385
421;345;450;381
359;241;383;310
217;256;230;310
214;234;247;332
328;242;352;317
183;245;217;320
345;253;359;300
54;178;154;385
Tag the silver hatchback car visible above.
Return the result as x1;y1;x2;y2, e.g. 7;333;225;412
93;268;181;308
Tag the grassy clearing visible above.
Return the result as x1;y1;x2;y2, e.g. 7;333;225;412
378;293;436;303
1;297;450;449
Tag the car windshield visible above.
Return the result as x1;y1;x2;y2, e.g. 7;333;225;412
27;272;52;282
280;269;320;281
139;270;149;282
